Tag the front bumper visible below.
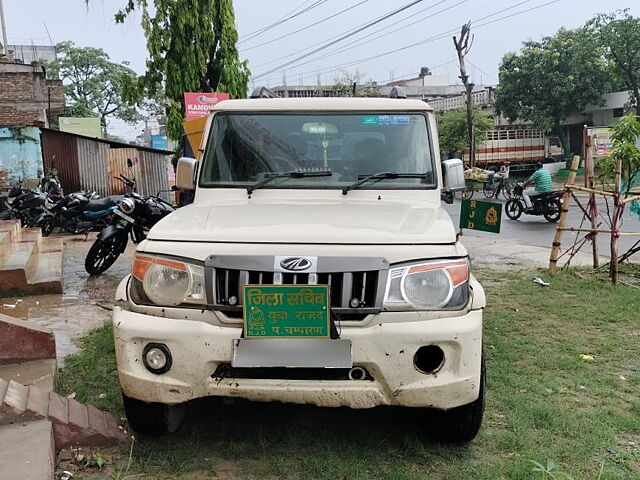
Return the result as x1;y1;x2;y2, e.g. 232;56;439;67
113;306;483;410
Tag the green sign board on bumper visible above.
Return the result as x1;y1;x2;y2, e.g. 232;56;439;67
243;285;330;338
460;199;502;234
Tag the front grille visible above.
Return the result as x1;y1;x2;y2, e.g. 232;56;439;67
212;364;373;381
205;256;388;321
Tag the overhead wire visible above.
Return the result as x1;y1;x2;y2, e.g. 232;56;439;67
251;0;428;71
273;0;469;75
252;0;426;79
256;0;555;85
242;0;370;52
239;0;330;44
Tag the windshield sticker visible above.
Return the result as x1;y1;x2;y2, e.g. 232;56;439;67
378;115;410;125
361;115;410;126
361;115;379;125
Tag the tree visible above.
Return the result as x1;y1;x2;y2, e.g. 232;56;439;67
45;41;143;132
332;71;381;97
495;28;610;160
588;10;640;118
108;0;250;140
438;108;493;159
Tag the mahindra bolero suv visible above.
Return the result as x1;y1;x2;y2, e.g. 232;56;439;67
112;94;486;443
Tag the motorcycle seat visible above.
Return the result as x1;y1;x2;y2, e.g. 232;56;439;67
85;196;122;212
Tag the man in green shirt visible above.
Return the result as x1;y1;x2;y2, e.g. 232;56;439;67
522;162;552;209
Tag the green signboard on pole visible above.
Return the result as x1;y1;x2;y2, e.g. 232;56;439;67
243;285;330;338
460;199;502;234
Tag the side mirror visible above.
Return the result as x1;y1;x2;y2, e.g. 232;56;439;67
442;158;465;192
176;156;198;190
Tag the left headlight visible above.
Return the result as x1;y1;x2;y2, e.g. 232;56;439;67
132;255;206;306
383;259;470;311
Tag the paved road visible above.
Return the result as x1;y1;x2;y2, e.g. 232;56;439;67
443;195;640;261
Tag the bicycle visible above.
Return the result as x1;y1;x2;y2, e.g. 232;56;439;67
482;175;513;200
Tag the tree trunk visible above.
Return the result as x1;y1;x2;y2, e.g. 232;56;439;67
633;86;640;121
555;123;570;165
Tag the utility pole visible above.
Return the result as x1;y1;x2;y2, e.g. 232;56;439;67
454;22;475;167
0;0;8;55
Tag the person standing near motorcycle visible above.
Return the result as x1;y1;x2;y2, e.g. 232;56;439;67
522;162;552;210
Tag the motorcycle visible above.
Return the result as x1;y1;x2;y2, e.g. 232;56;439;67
505;183;563;223
85;191;175;275
0;184;56;227
41;185;129;237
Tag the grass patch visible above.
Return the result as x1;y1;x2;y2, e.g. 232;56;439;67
56;269;640;479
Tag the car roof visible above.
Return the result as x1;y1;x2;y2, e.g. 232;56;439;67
212;97;433;112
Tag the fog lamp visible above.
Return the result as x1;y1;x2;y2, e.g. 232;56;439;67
142;343;172;374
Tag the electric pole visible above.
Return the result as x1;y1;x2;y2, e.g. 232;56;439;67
0;0;8;55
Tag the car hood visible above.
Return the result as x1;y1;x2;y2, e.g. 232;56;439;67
148;198;457;245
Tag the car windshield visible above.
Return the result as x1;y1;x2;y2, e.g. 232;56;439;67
199;113;436;190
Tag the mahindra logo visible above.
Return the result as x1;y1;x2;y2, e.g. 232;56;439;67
279;257;312;271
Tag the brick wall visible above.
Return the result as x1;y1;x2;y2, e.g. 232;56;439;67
0;61;65;128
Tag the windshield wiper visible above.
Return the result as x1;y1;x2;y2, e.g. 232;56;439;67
342;172;429;195
246;170;333;195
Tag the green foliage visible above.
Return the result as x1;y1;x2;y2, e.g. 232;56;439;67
597;114;640;190
528;460;574;480
332;71;381;98
437;107;493;158
588;10;640;111
495;28;610;158
112;0;250;140
45;41;143;131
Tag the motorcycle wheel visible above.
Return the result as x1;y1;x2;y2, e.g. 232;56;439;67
505;199;523;220
0;209;16;220
85;234;127;275
543;199;562;223
482;182;496;199
41;217;55;237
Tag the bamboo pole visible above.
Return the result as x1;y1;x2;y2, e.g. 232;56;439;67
549;155;581;274
610;158;622;285
587;153;599;268
621;194;640;205
564;184;617;197
558;227;616;234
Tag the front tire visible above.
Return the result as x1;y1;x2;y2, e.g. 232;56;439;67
482;182;496;199
505;199;523;220
543;199;561;223
426;357;486;444
122;394;186;436
84;233;127;275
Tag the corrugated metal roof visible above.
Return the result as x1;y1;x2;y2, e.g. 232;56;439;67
40;128;80;194
39;128;174;155
77;137;110;196
136;150;170;201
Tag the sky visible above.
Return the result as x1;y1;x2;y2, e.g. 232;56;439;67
3;0;640;139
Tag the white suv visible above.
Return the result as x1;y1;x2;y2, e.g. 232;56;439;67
113;95;486;443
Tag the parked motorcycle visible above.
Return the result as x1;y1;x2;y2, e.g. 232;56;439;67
85;192;175;275
0;184;55;227
505;183;563;223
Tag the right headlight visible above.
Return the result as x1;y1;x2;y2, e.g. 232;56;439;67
132;255;206;306
383;259;470;311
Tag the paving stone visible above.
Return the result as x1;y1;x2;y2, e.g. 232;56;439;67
2;380;28;414
0;420;55;480
47;391;68;423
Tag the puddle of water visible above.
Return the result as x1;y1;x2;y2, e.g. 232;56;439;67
0;234;136;363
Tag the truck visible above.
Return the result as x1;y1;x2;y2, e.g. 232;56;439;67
112;93;487;443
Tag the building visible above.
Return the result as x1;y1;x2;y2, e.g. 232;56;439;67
0;55;64;128
7;44;56;64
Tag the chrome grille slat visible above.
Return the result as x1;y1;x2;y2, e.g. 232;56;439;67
207;256;388;320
